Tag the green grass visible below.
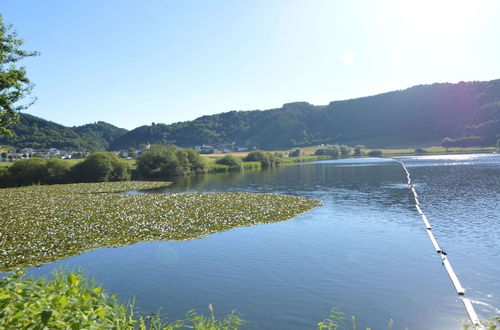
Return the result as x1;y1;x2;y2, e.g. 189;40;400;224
242;161;261;170
2;146;495;171
206;160;262;173
3;271;496;329
373;146;496;156
0;181;320;271
0;270;246;329
0;157;137;169
282;155;329;164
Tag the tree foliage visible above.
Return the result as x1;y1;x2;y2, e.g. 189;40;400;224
215;155;244;171
339;145;352;157
5;157;48;186
442;137;453;150
1;152;131;187
0;270;250;329
441;136;485;148
0;15;39;136
354;145;365;156
315;146;341;158
367;149;383;157
0;114;128;151
72;152;130;182
2;79;499;150
289;148;301;157
109;80;500;150
244;150;281;168
136;145;206;179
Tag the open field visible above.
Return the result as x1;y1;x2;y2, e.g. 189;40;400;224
0;158;136;169
0;146;496;170
201;151;250;158
0;181;320;272
371;146;496;156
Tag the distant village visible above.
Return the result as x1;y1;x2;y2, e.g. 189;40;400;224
0;143;256;162
0;147;89;162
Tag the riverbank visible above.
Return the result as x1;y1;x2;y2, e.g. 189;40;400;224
3;270;496;329
370;146;497;157
0;146;495;170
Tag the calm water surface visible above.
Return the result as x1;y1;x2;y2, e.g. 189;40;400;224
25;154;500;329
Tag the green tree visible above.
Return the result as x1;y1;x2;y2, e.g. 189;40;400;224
367;149;383;157
289;148;301;157
72;152;130;182
339;145;352;157
138;145;180;178
442;137;452;152
46;158;72;184
185;148;207;174
315;146;341;159
354;145;365;157
244;150;280;168
216;155;244;171
496;138;500;152
0;15;39;136
136;145;205;179
7;157;48;186
175;149;191;176
0;166;9;186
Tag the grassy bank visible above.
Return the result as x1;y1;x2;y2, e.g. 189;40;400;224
204;157;262;173
2;270;496;329
281;155;330;163
0;157;136;169
369;146;496;156
0;181;320;272
0;270;246;329
1;146;494;170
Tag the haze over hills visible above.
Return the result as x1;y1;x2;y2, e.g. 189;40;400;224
2;79;499;151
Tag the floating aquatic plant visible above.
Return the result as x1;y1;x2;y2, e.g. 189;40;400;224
0;181;320;271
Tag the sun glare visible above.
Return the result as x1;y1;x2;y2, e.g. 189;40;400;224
340;51;354;66
397;0;484;37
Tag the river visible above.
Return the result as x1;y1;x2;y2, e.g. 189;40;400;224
26;154;500;329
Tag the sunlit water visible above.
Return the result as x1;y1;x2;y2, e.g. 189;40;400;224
18;154;500;329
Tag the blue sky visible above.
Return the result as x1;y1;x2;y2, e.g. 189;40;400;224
2;0;499;129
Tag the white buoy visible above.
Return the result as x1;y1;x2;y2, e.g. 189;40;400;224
441;255;466;295
394;158;482;328
426;230;441;252
463;298;484;329
420;214;432;230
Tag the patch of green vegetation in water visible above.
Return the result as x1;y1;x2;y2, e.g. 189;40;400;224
0;181;321;272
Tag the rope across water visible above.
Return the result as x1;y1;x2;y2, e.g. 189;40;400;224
394;159;484;328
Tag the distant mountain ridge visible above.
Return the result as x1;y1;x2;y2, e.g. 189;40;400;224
0;114;128;151
2;78;499;151
109;79;500;150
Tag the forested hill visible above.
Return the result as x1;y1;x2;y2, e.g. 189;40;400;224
2;79;499;151
0;114;128;151
109;79;500;150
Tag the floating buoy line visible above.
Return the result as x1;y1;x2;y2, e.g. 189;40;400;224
394;159;484;329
